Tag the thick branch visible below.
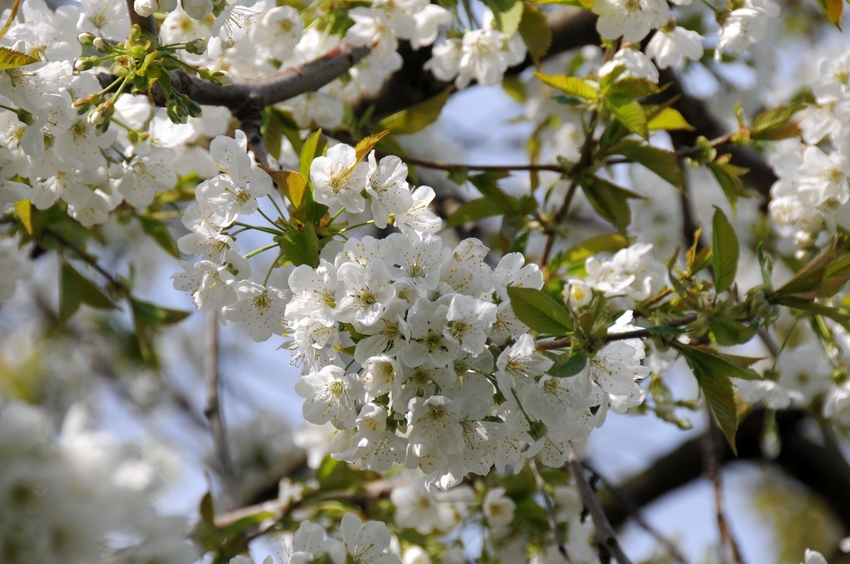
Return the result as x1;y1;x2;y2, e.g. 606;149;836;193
98;43;370;113
601;409;850;536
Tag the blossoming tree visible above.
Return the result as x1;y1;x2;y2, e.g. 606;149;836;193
1;0;850;561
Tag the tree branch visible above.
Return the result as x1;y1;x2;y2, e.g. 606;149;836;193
204;311;241;512
569;457;634;564
702;410;745;564
531;456;572;563
535;314;698;351
125;0;158;39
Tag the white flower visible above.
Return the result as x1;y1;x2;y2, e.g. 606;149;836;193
118;144;176;209
496;334;554;393
366;152;413;229
599;48;659;84
411;5;451;50
456;29;510;89
587;311;650;412
483;487;516;527
253;6;304;62
222;282;288;342
396;185;441;240
289;521;346;564
715;0;779;60
295;366;364;429
803;550;828;564
390;480;448;534
735;379;803;410
335;260;397;326
311;144;369;213
444;294;497;355
339;513;402;564
592;0;670;42
646;26;704;69
424;39;462;82
403;546;432;564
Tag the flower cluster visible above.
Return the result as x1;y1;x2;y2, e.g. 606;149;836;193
272;142;651;488
0;402;195;564
769;47;850;250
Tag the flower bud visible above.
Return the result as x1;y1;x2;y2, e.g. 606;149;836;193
185;38;206;55
92;37;108;52
74;57;98;71
78;32;96;46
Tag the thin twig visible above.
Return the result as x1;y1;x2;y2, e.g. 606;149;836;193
535;314;698;351
702;411;744;564
583;461;688;564
568;457;633;564
530;457;572;563
204;311;241;512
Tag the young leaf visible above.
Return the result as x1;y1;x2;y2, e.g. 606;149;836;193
0;45;38;71
14;199;32;235
59;263;119;323
770;240;835;300
610;140;684;190
549;349;587;377
445;198;505;228
712;207;739;293
685;348;740;454
815;0;843;27
819;254;850;297
354;130;390;162
469;171;516;212
750;105;803;140
376;88;453;135
647;107;693;131
708;156;750;210
560;233;632;265
534;73;600;100
138;216;180;259
507;286;573;335
298;129;323;180
131;299;191;326
606;99;648;139
518;1;552;61
280;222;319;267
710;317;756;346
0;0;20;40
264;169;307;208
777;297;850;331
579;175;642;234
498;0;524;36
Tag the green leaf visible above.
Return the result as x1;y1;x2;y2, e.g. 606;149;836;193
684;348;740;454
750;105;803;141
820;254;850;297
281;222;319;267
130;298;191;326
469;171;516;212
770;241;835;301
375;87;453;135
680;345;762;380
199;491;215;525
607;78;660;98
266;108;303;155
579;175;642;234
710;317;756;346
354;130;389;162
548;350;587;377
815;0;843;27
299;129;323;181
497;0;524;35
138;216;179;258
712;207;739;293
647;107;693;131
708;156;750;210
0;45;38;71
534;73;599;100
59;263;118;323
518;1;552;60
610;140;684;190
606;99;648;140
14;199;31;234
264;169;307;208
507;286;573;335
777;297;850;331
445;198;505;228
560;233;631;265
